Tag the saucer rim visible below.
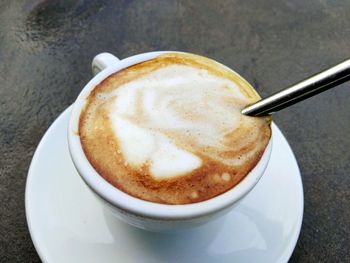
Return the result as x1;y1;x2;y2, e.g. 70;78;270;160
25;106;304;263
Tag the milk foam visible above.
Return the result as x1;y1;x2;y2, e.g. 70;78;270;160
105;64;252;179
111;117;202;179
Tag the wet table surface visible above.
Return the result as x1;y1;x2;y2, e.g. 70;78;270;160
1;1;349;262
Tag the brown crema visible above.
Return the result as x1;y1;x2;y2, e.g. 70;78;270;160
79;53;271;204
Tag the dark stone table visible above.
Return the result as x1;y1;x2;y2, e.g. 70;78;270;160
1;1;349;262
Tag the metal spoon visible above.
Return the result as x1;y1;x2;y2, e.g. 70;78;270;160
242;58;350;116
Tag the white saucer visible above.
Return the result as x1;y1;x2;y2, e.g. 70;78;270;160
26;107;303;263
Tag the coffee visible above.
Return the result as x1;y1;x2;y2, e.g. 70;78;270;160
79;53;271;204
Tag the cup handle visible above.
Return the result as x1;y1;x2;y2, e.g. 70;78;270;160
91;52;121;75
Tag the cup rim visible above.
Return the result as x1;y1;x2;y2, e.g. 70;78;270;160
67;51;272;220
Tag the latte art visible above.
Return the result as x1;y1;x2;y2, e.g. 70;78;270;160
110;65;250;178
80;53;271;204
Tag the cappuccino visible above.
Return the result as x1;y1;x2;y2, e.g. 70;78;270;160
79;53;271;204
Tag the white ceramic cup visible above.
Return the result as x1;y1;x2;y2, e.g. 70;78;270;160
68;51;273;232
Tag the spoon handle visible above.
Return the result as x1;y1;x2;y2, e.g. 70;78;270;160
242;59;350;116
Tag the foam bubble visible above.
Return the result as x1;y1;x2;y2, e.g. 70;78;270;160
191;191;199;199
222;173;231;181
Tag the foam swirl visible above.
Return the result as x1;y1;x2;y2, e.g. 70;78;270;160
108;64;256;178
